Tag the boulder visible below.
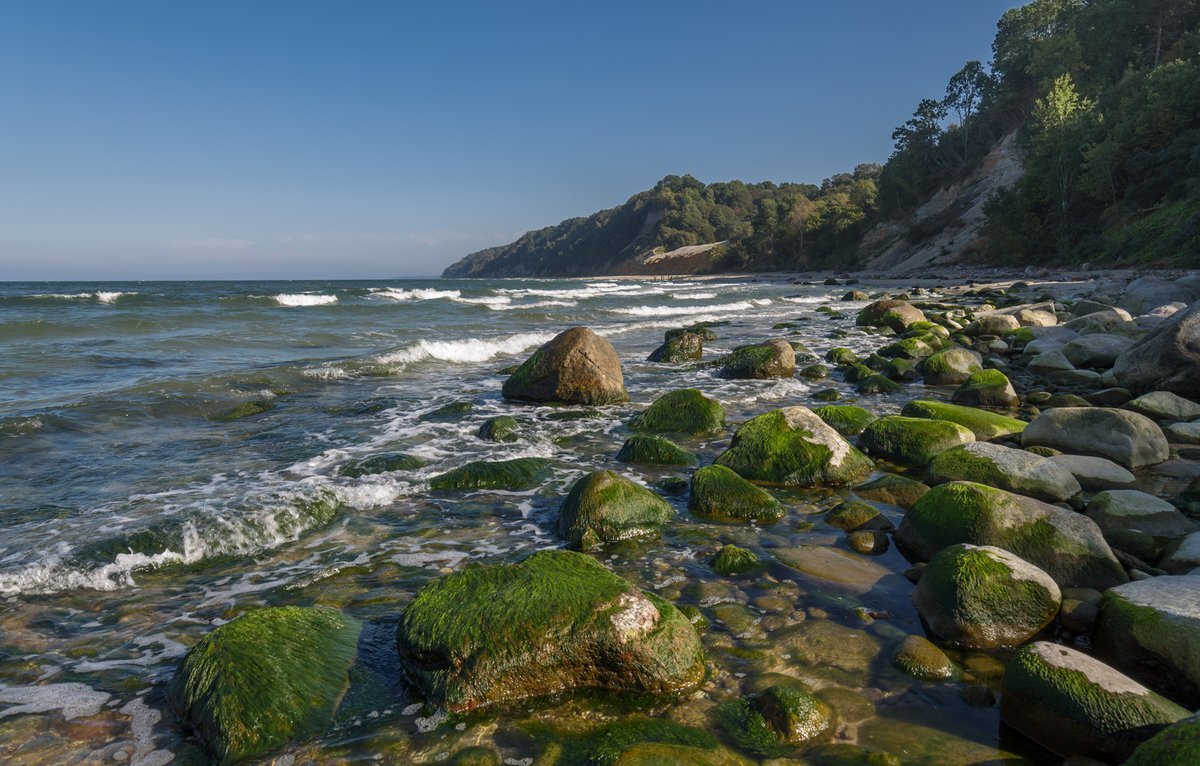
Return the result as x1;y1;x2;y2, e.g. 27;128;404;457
892;635;955;681
1120;277;1198;315
1027;349;1076;374
812;404;876;437
689;465;785;524
824;499;893;532
1044;454;1138;491
341;453;424;478
1021;407;1169;469
559;471;673;549
629;389;725;436
714;407;874;487
429;457;552;491
927;442;1081;502
169;606;362;764
855;373;901;394
648;331;703;363
900;400;1026;440
1126;391;1200;422
1000;642;1188;762
1165;421;1200;444
1062;334;1136;369
913;544;1060;648
1113;301;1200;399
857;416;975;467
853;474;930;508
1065;309;1138;334
1073;299;1126;318
950;369;1020;409
717;685;833;756
1085;490;1197;544
1124;712;1200;766
710;545;760;576
917;347;983;386
1095;575;1200;706
477;416;520;443
615;435;697;466
1161;531;1200;573
502;327;628;405
856;300;925;332
395;550;704;711
718;340;795;379
895;481;1128;589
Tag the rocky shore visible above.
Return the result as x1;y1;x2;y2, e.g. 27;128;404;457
166;271;1200;764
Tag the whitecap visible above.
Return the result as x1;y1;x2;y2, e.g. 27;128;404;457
673;292;716;300
374;331;553;367
611;300;759;317
370;287;462;301
274;293;338;307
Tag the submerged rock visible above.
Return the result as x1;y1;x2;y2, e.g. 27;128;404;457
714;407;874;487
648;331;703;363
895;481;1127;589
1000;642;1187;762
1021;407;1169;469
169;606;362;764
913;544;1060;649
900;400;1026;440
477;415;520;443
629;389;725;436
616;435;697;466
502;327;628;405
926;442;1081;502
858;416;975;467
340;452;425;477
689;465;785;524
429;457;552;491
395;550;704;712
716;685;833;756
710;545;760;576
824;499;893;532
718;339;796;379
892;635;955;681
559;471;673;549
853;474;929;508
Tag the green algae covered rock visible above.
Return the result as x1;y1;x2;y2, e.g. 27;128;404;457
951;369;1020;409
648;331;704;363
717;685;833;756
855;373;902;395
857;416;974;467
877;336;937;361
913;544;1061;649
711;544;760;576
616;435;697;466
429;457;552;491
892;634;955;681
825;347;859;366
502;327;628;405
926;441;1081;502
395;550;705;712
853;474;929;508
895;481;1127;589
856;300;926;332
169;606;362;764
477;415;520;443
559;470;673;549
548;718;742;766
1000;642;1188;762
714;407;874;487
718;339;796;379
340;452;425;478
1126;712;1200;766
419;400;473;422
900;399;1027;440
689;465;785;524
813;405;876;437
211;399;274;422
824;500;892;532
917;347;983;386
629;389;725;436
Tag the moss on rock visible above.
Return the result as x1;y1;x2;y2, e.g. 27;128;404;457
824;500;892;532
1125;713;1200;766
629;389;725;436
892;635;955;681
714;407;874;487
857;416;975;467
926;442;1081;502
711;544;761;576
559;471;673;549
917;347;983;386
814;405;877;437
429;457;552;491
477;415;520;443
340;452;425;478
616;435;697;466
855;374;902;395
689;465;785;524
825;347;859;366
853;474;929;508
717;685;832;756
648;331;704;363
718;340;796;379
900;399;1027;440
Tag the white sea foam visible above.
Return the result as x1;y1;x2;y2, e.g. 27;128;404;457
31;291;136;303
274;293;338;307
612;300;759;317
375;331;553;367
371;287;462;301
673;292;717;299
0;682;112;720
452;295;512;307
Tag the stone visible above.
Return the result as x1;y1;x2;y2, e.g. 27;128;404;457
951;369;1020;409
559;471;673;549
1066;308;1137;334
502;327;628;405
1086;490;1197;543
913;544;1060;649
615;435;697;466
917;347;984;386
1027;349;1076;374
892;635;955;681
774;546;892;593
1165;421;1200;444
895;481;1127;589
419;401;473;422
718;339;796;379
854;474;930;508
824;499;893;532
927;442;1081;502
900;400;1026;440
648;331;703;363
714;407;874;487
717;685;833;756
856;300;926;332
847;529;889;555
825;347;859;366
629;389;725;436
477;416;520;443
1062;334;1136;369
395;550;705;711
855;373;901;394
812;405;876;437
1113;301;1200;399
340;453;424;478
168;606;361;764
1160;531;1200;574
1126;391;1200;422
857;416;975;467
1125;712;1200;766
1120;277;1198;316
965;314;1020;337
689;465;785;524
1044;454;1137;491
843;290;870;301
1000;642;1188;762
429;457;552;491
1021;407;1169;469
710;545;760;576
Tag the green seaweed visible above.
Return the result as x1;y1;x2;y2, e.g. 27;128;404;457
900;400;1026;440
710;545;760;575
689;465;785;524
559;470;673;549
628;389;725;436
615;435;697;466
429;457;552;491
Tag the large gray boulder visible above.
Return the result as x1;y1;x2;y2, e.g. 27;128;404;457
1085;490;1197;544
1045;454;1138;491
502;327;628;405
1113;301;1200;399
1126;390;1200;422
1120;277;1199;316
1021;407;1169;469
1062;334;1136;369
927;442;1081;502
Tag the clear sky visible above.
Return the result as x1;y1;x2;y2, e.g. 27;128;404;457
1;1;1019;280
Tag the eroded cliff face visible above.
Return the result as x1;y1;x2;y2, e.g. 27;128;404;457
860;131;1024;274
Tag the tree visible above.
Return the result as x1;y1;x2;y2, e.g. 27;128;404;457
1031;73;1097;242
944;61;996;161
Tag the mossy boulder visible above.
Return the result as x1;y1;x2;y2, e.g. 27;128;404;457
913;544;1060;649
1000;642;1188;762
892;635;955;681
395;550;705;712
877;336;937;361
714;407;874;487
629;389;725;436
824;500;893;532
559;471;673;549
1094;575;1200;707
855;373;901;395
917;347;983;386
502;327;628;405
429;457;552;491
900;399;1027;440
853;474;929;508
856;300;926;332
554;718;739;766
1020;407;1169;469
667;324;719;342
1085;490;1197;543
799;363;829;380
689;465;785;524
419;401;473;422
648;331;704;363
895;481;1127;589
477;415;520;443
718;339;796;379
711;545;760;576
825;347;859;366
951;369;1020;409
1125;712;1200;766
168;606;361;764
926;442;1082;502
857;416;975;467
340;452;425;478
813;405;877;437
717;685;833;756
616;435;697;466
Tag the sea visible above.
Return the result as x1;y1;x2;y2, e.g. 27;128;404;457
0;278;1046;764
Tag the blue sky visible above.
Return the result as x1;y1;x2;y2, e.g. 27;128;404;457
0;1;1018;280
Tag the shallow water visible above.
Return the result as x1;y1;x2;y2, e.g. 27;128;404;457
0;278;1051;764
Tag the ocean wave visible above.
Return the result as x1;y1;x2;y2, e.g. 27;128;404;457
375;331;553;366
371;287;462;301
611;300;760;317
26;291;136;304
274;293;338;307
673;292;717;300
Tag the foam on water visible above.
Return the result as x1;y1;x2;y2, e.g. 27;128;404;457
0;682;112;720
373;331;554;367
29;291;136;303
274;293;338;307
612;300;760;317
371;287;462;301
